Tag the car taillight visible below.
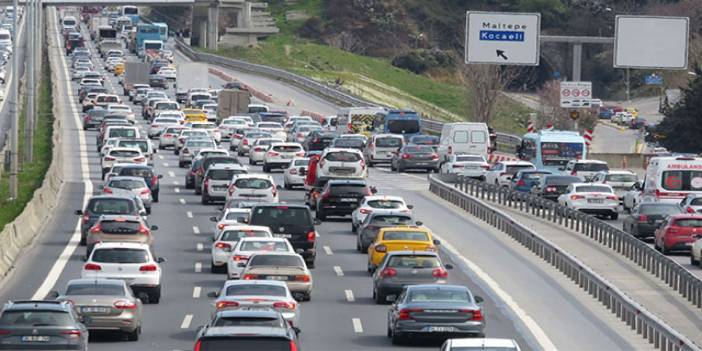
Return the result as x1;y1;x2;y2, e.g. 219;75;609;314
84;263;102;271
290;340;298;351
104;156;116;161
215;242;232;251
242;139;249;145
273;301;296;310
138;224;150;235
134;157;145;162
606;195;618;201
272;187;278;197
242;274;259;280
216;301;240;309
426;245;437;252
460;309;483;321
178;137;185;143
398;308;422;320
481;164;490;170
374;244;387;253
380;267;397;278
296;151;305;157
103;187;113;194
432;268;449;278
294;275;311;282
151;124;158;128
401;153;410;159
254;147;265;152
268;151;280;157
114;300;137;309
140;189;150;195
204;179;209;190
571;170;577;176
0;330;10;335
571;195;585;200
234;134;243;139
233;255;249;262
61;330;81;338
307;230;315;242
638;215;649;222
516;179;526;187
360;208;372;214
289;168;298;175
687;207;696;213
89;224;102;234
84;115;91;122
545;186;557;192
139;264;158;271
431;153;439;160
194;340;202;351
163;133;172;138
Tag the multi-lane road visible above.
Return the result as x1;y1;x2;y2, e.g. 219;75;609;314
0;9;668;351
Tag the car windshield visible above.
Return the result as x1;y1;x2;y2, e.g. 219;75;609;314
258;123;281;129
0;311;74;326
235;178;272;189
91;248;149;263
387;120;420;134
639;204;682;215
110;150;140;157
88;198;134;214
213;316;284;328
225;212;250;222
375;137;403;148
65;283;125;296
606;174;637;182
248;255;304;267
456;155;484;162
209;169;244;181
382;231;429;241
690;198;702;206
367;200;403;209
674;219;702;227
520;172;550;181
221;230;269;242
574;163;609;172
387;255;440;268
408;289;470;302
192;124;215;130
109;179;146;190
370;215;413;225
225;284;287;297
575;185;612;193
325;151;361;162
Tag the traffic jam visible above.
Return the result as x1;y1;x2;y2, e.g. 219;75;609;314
1;4;702;351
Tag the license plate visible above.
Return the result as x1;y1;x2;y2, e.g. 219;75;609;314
588;199;604;204
82;306;110;313
282;155;293;159
340;198;357;202
274;234;292;238
266;275;288;281
427;326;455;332
21;336;49;342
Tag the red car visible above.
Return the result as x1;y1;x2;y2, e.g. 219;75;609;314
654;214;702;254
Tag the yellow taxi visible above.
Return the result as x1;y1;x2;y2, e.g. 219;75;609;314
114;62;125;76
625;107;639;118
182;108;208;123
367;226;439;272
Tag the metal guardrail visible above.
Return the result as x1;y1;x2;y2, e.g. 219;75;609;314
172;38;523;150
429;174;701;351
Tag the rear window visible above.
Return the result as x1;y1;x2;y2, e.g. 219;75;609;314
225;284;287;297
213;316;284;328
66;284;124;296
367;200;403;209
187;141;215;148
382;231;429;241
248;255;304;267
192;124;216;130
165;127;184;134
0;311;74;326
118;140;148;153
235;178;272;189
204;158;240;169
209;169;244;181
239;241;290;252
545;176;580;186
119;168;153;178
198;337;290;351
110;149;140;157
411;136;439;145
606;174;637;182
403;145;434;153
98;219;141;234
246;132;271;139
673;219;702;227
574;163;609;172
505;165;534;175
108;128;137;138
639;204;682;215
156;103;178;110
221;230;270;242
88;198;134;214
251;207;312;228
325;151;361;162
334;138;365;148
329;184;367;195
370;215;413;225
375;137;402;148
387;255;440;268
455;155;484;162
574;185;612;193
108;179;146;190
225;212;250;222
272;145;302;152
408;289;470;303
91;248;149;263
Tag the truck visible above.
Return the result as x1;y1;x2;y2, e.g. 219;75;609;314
97;25;118;42
98;39;122;57
216;89;252;123
135;23;161;58
89;16;108;40
121;62;150;96
175;63;210;103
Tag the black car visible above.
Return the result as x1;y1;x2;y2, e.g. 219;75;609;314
303;131;336;151
149;74;168;89
195;310;299;351
330;136;366;151
186;158;203;190
390;145;440;172
222;81;249;91
408;135;439;150
259;111;288;124
75;195;145;246
78;86;107;102
117;165;163;202
316;179;376;220
357;212;417;252
531;175;581;201
622;202;683;239
194;155;242;192
249;204;320;268
0;301;89;350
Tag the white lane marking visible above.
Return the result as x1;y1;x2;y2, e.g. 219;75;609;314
333;266;344;277
174;187;180;193
352;318;363;333
159;155;165;160
193;226;200;234
180;314;193;329
195;262;202;273
345;289;355;302
429;226;558;351
186;211;193;218
163;162;169;167
168;171;175;177
179;198;186;204
196;243;204;251
32;11;93;300
193;286;201;299
323;245;333;255
173;180;179;185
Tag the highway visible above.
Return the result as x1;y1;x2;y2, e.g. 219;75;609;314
0;8;667;351
0;9;26;150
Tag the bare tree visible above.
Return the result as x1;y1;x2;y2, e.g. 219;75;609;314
324;31;367;55
462;65;519;125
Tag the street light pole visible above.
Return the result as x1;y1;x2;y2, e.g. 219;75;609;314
25;0;35;163
8;0;19;200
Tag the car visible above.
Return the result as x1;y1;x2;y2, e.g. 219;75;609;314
372;251;451;304
563;159;609;181
50;278;143;340
283;158;309;189
237;130;274;156
557;183;620;219
439;153;489;179
484;161;536;187
148;116;180;139
248;138;284;166
95;94;122;109
316;148;367;181
679;194;702;214
100;147;146;178
201;164;249;204
351;195;411;232
364;134;405;166
302;130;336;152
157;66;176;80
114;138;156;166
316;179;376;220
103;173;155;209
442;338;522;351
357;212;418;253
0;300;89;350
226;237;295;279
209;280;300;326
210;208;253;240
622;202;683;239
330;135;367;151
654;214;702;254
408;134;440;150
188;121;222;143
99;125;140;152
219;117;251;140
591;170;639;201
158;126;186;149
692;235;702;267
81;106;107;130
210;225;272;273
248;204;319;268
193;155;242;191
367;226;439;272
510;170;552;192
82;242;165;303
387;284;485;344
391;145;440;172
202;103;218;122
241;252;313;301
228;127;254;151
530;175;581;201
179;138;217;167
174;131;211;155
289;124;323;144
623;181;644;212
75;195;146;246
194;310;300;350
148;73;168;88
85;214;157;255
226;174;280;203
262;142;305;172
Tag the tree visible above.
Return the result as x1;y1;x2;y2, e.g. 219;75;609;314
656;67;702;153
462;65;519;125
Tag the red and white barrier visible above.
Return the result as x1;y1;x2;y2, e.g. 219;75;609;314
584;129;593;146
487;153;519;164
527;121;535;133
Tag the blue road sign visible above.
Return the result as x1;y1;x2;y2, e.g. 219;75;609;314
645;74;663;85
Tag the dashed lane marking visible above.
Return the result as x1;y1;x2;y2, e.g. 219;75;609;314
187;211;193;218
333;266;344;277
197;243;204;251
323;246;333;255
195;262;202;273
179;198;186;205
180;315;193;329
193;226;200;234
192;286;201;299
345;289;355;302
352;318;363;333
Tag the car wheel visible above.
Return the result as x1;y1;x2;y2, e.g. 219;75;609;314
263;164;270;173
387;325;392;338
661;243;670;255
397;165;404;173
306;259;315;269
237;150;244;156
610;212;619;220
391;330;404;345
316;207;326;221
178;161;185;168
356;238;362;252
148;287;161;304
351;221;357;233
691;252;700;266
79;236;86;246
158;144;164;150
126;326;139;341
211;261;224;274
284;183;292;190
303;293;311;301
185;180;193;190
152;192;159;203
201;193;209;205
374;290;385;304
195;186;202;195
368;161;374;168
146;207;151;215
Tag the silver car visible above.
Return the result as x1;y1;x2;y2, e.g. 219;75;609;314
178;138;217;168
201;164;249;204
372;251;451;303
283;158;309;189
102;176;153;213
0;300;89;350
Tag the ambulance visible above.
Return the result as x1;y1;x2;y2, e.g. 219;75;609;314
643;156;702;203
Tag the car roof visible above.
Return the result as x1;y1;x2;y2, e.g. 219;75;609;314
237;236;286;243
603;170;636;175
324;147;363;154
406;283;468;292
208;163;247;170
572;159;607;164
221;225;270;232
3;300;71;312
201;326;290;338
385;250;439;257
222;279;288;288
93;241;150;250
448;338;519;348
378;226;428;233
66;278;125;287
108;176;147;182
363;195;404;201
328;179;367;185
252;203;307;209
573;182;611;188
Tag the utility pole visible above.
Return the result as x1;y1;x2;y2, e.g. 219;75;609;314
8;0;19;200
25;0;35;163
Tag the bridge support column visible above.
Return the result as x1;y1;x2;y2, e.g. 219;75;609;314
198;20;207;48
207;4;219;50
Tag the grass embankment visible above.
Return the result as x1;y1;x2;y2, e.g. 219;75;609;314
204;0;531;135
0;51;54;230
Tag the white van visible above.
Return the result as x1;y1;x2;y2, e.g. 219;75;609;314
438;123;489;163
62;16;78;33
0;29;11;47
643;156;702;204
337;106;387;134
364;134;404;166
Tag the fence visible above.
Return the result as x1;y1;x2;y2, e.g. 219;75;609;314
429;174;701;351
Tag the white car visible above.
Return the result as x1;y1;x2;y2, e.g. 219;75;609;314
484;161;535;187
226;174;280;203
148;117;180;139
440;153;490;179
157;66;177;80
101;147;146;178
211;280;301;327
317;148;367;181
158;126;186;150
256;122;287;141
106;104;136;124
288;125;322;144
155;110;185;121
210;208;252;240
692;236;702;267
210;225;272;273
226;237;295;279
262;142;305;172
72;66;90;80
563;159;609;181
442;338;521;351
219;118;250;140
679;194;702;214
590;170;639;201
248;138;284;166
283;158;309;189
175;130;211;153
248;103;269;114
557;183;619;219
178;139;217;167
201;163;248;204
189;122;221;143
350;195;412;232
81;242;165;303
100;137;121;158
202;103;218;122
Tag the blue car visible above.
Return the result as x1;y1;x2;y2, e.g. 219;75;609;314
510;170;553;192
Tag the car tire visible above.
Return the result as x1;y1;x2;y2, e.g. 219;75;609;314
284;183;292;190
374;289;385;304
387;325;392;338
356;238;362;252
148;287;161;304
202;193;210;205
126;326;139;341
195;186;202;195
79;235;86;246
661;244;670;255
397;165;404;173
146;207;151;215
152;192;159;203
263;164;270;173
610;212;619;220
306;260;315;269
237;150;244;157
368;160;374;168
391;330;404;345
691;253;700;266
185;180;193;190
174;149;179;155
211;261;224;274
303;293;311;301
178;161;185;168
158;144;164;150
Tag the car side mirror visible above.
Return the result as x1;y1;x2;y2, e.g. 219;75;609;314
210;216;218;222
157;257;166;263
314;219;322;225
474;296;484;304
158;175;163;179
406;205;413;210
139;210;147;217
150;225;159;231
370;186;378;194
74;209;83;215
241;218;249;224
444;264;454;270
206;291;219;298
47;291;60;299
433;239;441;245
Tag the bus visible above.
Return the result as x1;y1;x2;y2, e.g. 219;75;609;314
135;24;161;57
114;16;132;31
154;22;168;42
383;109;422;141
122;6;139;24
516;130;587;171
